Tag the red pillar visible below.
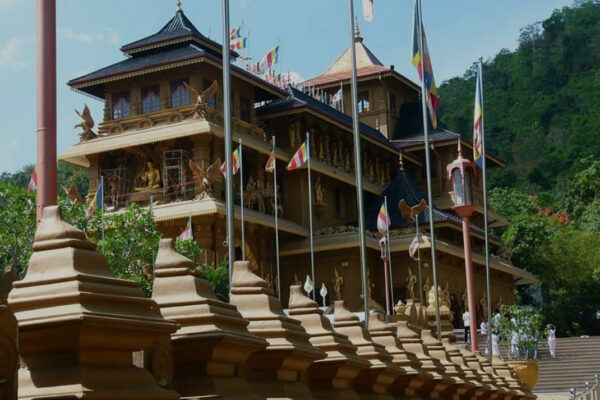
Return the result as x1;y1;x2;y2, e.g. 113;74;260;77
461;216;479;351
36;0;57;223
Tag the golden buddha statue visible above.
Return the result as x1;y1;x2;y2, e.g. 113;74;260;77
135;161;161;191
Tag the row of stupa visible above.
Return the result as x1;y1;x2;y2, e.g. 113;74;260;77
0;206;534;400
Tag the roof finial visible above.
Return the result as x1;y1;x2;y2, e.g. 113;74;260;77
354;17;363;42
176;0;182;11
398;150;405;171
457;139;463;157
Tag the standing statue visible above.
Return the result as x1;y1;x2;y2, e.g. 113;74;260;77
406;267;417;300
317;134;325;160
496;296;503;312
256;178;266;213
368;162;375;183
244;176;258;209
423;276;431;303
324;134;331;164
331;139;339;166
134;161;162;191
183;80;218;119
480;291;488;321
427;285;444;308
314;175;325;206
74;104;96;142
442;282;454;320
188;158;223;199
332;268;344;300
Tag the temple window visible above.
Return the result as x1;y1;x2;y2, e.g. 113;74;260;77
112;92;130;119
203;79;216;108
141;85;160;114
358;91;370;113
240;95;251;122
171;79;190;108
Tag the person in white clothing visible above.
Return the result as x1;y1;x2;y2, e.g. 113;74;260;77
463;310;470;344
480;320;489;354
547;324;557;358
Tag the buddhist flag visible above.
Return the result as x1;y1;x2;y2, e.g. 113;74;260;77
287;141;308;171
220;146;241;176
261;45;279;70
265;151;276;173
473;66;484;168
86;179;103;218
362;0;373;22
179;215;193;241
377;201;390;235
27;167;38;193
408;234;420;260
230;37;247;51
411;0;439;129
230;26;242;40
332;84;343;111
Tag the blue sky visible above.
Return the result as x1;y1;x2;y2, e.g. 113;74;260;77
0;0;574;173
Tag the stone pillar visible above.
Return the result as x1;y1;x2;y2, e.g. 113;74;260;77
7;206;179;400
332;301;401;400
229;261;325;400
152;239;266;400
393;300;454;398
287;285;368;400
0;303;17;400
367;310;435;397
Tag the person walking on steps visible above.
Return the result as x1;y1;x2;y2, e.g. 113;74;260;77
548;324;557;359
463;310;470;344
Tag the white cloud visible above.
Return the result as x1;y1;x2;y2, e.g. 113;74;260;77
58;27;120;45
0;37;28;69
0;0;24;9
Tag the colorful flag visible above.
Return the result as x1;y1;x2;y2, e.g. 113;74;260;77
27;167;38;193
86;179;103;218
260;45;279;70
230;26;242;40
409;235;420;260
230;37;247;51
377;201;391;235
265;151;276;173
411;0;439;129
362;0;373;22
220;146;241;176
179;215;193;241
473;66;484;168
332;85;343;110
287;141;308;171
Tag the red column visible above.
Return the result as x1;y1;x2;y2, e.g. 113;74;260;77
462;216;479;351
36;0;57;223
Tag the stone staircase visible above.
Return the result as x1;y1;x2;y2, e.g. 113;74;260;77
455;331;600;395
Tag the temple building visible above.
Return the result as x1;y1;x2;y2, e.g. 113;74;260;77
59;6;536;321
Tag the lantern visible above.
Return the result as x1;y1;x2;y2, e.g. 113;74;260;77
446;141;477;218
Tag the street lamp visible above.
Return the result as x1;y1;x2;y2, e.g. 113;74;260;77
379;236;391;316
447;140;479;350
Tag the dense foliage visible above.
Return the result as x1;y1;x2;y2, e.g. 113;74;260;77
494;305;546;360
439;1;600;336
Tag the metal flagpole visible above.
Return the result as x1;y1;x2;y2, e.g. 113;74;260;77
100;175;105;254
348;0;370;329
239;138;245;260
150;194;155;279
417;0;441;339
416;215;424;305
221;0;235;294
479;58;493;358
306;131;316;301
273;136;282;299
385;196;395;313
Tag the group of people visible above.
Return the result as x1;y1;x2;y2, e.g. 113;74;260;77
462;310;557;359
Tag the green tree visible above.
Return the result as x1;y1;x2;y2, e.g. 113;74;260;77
0;183;36;275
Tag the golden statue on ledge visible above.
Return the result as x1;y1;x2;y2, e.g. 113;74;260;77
188;158;222;199
406;267;417;300
314;175;325;206
134;161;161;191
183;80;218;119
332;268;344;300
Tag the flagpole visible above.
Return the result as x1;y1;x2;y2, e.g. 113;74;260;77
273;136;282;299
479;57;493;358
150;194;155;279
416;214;424;305
417;0;441;339
385;196;395;314
348;0;369;329
239;138;245;260
221;0;235;294
100;175;105;254
306;131;316;301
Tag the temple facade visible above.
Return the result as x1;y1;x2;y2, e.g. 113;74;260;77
60;7;536;320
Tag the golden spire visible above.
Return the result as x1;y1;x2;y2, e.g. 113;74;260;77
457;139;463;157
398;150;405;171
354;17;363;42
176;0;182;11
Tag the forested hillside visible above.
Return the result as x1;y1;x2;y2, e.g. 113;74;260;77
439;0;600;335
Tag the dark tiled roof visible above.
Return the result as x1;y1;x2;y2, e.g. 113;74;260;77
69;44;206;87
120;9;227;57
362;169;488;236
257;86;394;150
302;65;390;87
392;129;462;149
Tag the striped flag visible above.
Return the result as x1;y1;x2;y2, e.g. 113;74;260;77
411;0;439;129
265;151;276;173
377;201;390;235
179;215;193;241
287;141;308;171
408;235;420;260
230;26;242;40
332;84;343;111
362;0;373;22
220;146;241;176
27;167;38;193
86;179;103;218
473;66;484;168
230;37;247;51
260;45;279;70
